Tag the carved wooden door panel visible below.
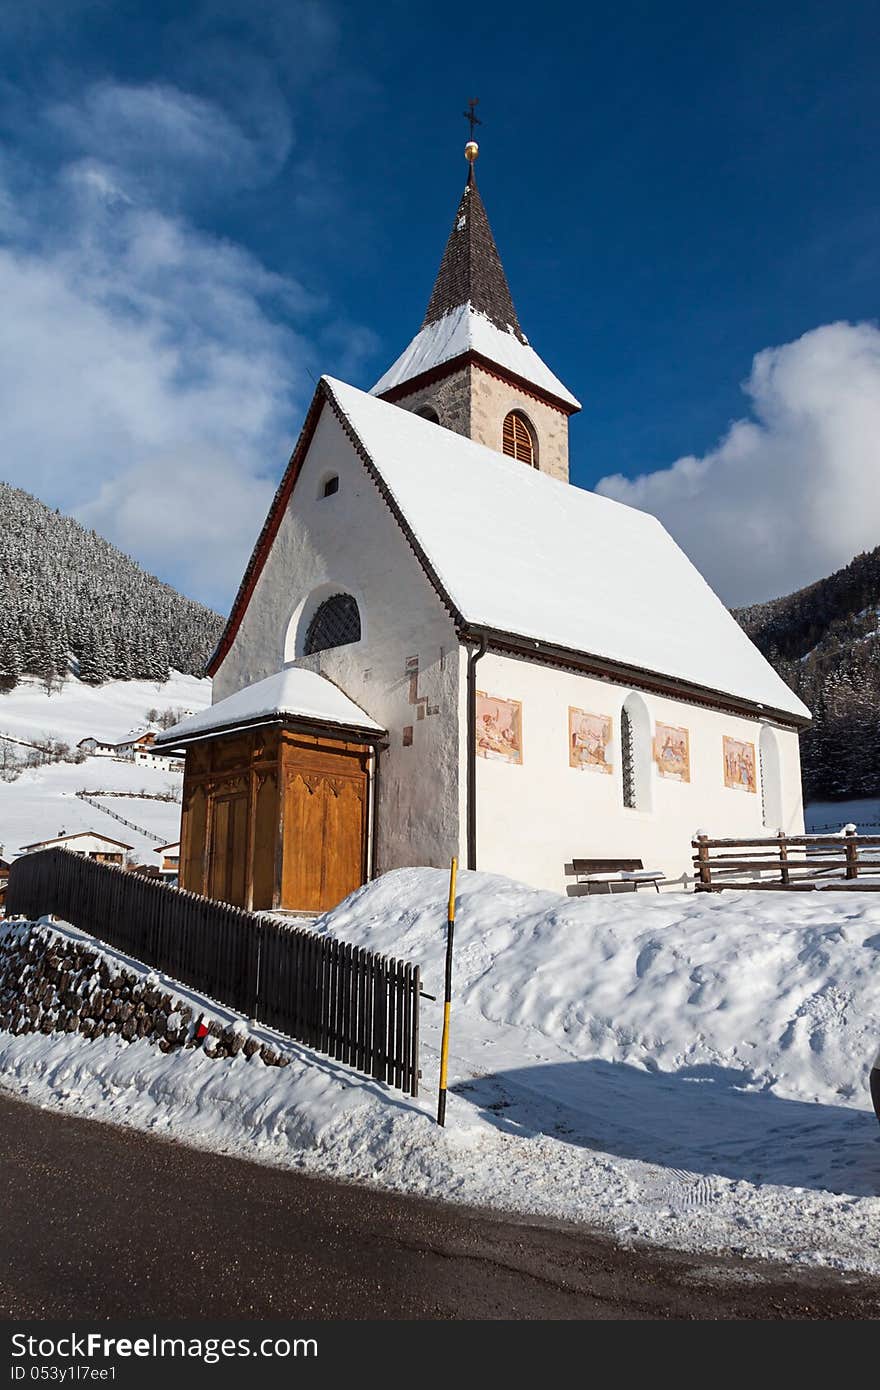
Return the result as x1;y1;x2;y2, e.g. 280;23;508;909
207;791;249;907
282;768;366;912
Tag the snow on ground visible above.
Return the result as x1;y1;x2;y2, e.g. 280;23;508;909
806;798;880;834
87;795;182;845
0;672;208;860
0;672;210;748
0;758;183;861
2;871;880;1273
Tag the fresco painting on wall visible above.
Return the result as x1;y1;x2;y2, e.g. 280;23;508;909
568;708;613;773
654;722;690;782
475;693;523;765
723;736;757;792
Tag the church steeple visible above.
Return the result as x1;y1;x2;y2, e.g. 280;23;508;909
422;158;525;342
371;130;580;482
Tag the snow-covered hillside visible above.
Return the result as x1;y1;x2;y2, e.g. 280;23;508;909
0;671;209;748
0;671;210;861
3;870;880;1273
1;760;183;862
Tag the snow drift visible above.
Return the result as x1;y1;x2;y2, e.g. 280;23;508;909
2;870;880;1273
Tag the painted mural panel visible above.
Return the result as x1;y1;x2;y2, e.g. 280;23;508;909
723;736;757;793
568;708;613;773
476;692;523;765
654;722;690;782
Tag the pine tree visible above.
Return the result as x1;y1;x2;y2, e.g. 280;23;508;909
0;481;222;692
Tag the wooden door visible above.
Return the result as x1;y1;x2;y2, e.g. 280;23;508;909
208;791;249;907
281;766;367;912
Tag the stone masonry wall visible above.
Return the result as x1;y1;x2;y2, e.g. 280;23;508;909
390;364;472;437
0;920;289;1067
389;364;570;481
469;367;570;481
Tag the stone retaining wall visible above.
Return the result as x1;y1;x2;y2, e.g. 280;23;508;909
0;920;289;1066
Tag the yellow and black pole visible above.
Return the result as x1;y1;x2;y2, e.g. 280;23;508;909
437;856;458;1127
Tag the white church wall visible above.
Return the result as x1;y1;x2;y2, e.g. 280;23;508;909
466;650;805;893
212;407;462;872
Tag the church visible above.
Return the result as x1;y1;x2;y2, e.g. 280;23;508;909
156;140;810;914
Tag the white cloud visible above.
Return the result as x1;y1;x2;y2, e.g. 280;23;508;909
595;321;880;606
0;193;307;609
0;66;374;613
49;80;293;203
77;449;277;605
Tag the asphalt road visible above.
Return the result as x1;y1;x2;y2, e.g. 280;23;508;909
1;1090;878;1320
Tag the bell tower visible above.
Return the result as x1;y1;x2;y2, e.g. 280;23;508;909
370;124;580;482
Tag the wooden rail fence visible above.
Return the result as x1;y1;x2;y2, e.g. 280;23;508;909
5;848;421;1094
693;828;880;892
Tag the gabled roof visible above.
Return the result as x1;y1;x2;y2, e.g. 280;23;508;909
370;173;579;413
156;667;384;747
209;376;809;724
19;831;134;852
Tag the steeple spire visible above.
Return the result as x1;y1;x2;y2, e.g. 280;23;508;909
370;125;580;480
421;137;526;343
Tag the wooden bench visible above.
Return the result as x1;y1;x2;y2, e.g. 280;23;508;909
568;858;665;896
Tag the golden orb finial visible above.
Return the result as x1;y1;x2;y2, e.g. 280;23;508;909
465;140;479;164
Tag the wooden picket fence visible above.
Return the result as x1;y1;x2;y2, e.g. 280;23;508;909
693;828;880;892
5;848;421;1094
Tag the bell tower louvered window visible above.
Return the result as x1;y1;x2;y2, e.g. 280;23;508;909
304;593;361;656
502;411;536;466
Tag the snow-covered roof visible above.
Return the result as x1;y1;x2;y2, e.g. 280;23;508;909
155;667;385;746
325;377;809;721
371;303;581;411
19;831;134;851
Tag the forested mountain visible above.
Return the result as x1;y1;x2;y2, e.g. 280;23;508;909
735;546;880;801
0;482;222;690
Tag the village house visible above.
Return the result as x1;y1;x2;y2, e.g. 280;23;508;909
78;731;179;772
130;733;178;773
18;831;133;866
77;737;117;758
156;142;809;914
153;841;180;882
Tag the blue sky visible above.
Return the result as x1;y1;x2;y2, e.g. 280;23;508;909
1;0;879;612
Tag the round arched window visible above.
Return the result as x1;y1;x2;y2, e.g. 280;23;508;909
620;692;653;811
502;411;537;466
304;593;361;655
759;725;783;830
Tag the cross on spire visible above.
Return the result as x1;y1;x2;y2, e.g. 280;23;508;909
462;98;482;140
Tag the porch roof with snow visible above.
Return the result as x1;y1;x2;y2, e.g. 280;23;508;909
155;667;385;749
208;377;809;725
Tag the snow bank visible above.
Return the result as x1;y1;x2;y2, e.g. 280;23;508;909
2;872;880;1273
